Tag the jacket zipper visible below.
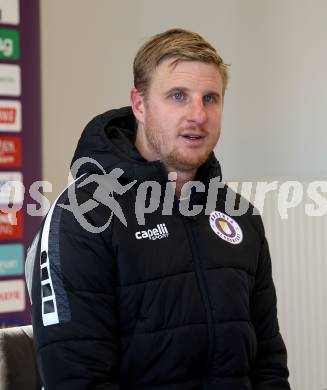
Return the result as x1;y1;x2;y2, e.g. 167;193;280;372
183;217;215;390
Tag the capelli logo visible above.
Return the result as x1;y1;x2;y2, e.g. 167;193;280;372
135;223;169;240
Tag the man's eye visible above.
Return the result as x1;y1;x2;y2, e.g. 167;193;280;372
203;95;215;103
172;92;185;101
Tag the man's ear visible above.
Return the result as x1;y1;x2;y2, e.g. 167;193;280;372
130;88;146;124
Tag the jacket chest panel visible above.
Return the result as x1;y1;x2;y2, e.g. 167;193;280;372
112;210;260;285
113;215;193;287
189;213;261;276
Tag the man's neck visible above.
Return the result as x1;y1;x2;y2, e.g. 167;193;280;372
165;166;197;198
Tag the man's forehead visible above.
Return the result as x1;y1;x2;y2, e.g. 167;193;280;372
153;59;223;89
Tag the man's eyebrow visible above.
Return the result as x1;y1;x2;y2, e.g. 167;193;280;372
164;87;221;97
205;90;221;98
164;86;190;95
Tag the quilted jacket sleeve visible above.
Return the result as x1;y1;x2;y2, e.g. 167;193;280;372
30;185;120;390
250;231;291;389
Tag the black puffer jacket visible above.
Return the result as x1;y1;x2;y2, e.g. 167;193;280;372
29;107;290;389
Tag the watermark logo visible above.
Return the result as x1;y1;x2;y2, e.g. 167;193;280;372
59;157;137;233
209;211;243;245
0;157;326;232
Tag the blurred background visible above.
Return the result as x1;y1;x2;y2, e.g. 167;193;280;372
1;1;327;389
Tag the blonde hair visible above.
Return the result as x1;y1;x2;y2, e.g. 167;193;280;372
133;28;229;96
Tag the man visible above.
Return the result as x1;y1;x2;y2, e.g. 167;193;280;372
27;28;290;389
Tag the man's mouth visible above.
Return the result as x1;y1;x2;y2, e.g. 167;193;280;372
182;134;203;140
180;133;206;146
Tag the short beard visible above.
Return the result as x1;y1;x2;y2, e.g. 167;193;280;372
165;146;209;172
144;123;209;172
143;100;214;172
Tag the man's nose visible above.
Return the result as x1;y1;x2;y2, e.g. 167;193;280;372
188;98;207;125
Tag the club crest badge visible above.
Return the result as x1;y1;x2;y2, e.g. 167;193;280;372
209;211;243;245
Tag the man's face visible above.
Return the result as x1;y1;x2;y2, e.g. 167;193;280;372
133;59;224;172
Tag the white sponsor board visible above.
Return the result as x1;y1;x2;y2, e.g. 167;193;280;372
0;100;21;131
0;279;25;313
0;0;20;25
0;64;21;96
0;171;23;205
